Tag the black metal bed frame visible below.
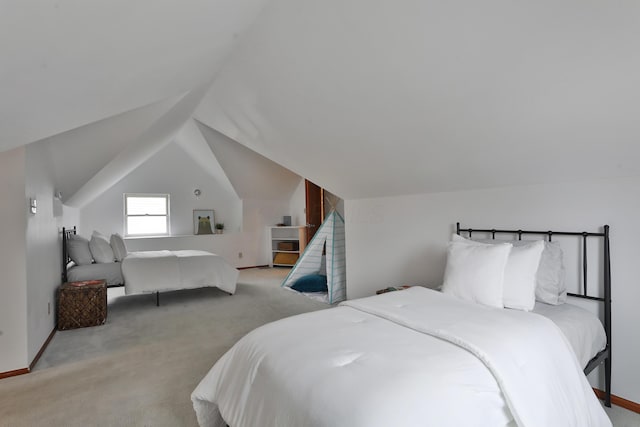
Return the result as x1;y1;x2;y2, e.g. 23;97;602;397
61;226;77;284
62;227;167;307
456;222;612;407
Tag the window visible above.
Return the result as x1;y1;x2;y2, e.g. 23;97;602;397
124;194;170;237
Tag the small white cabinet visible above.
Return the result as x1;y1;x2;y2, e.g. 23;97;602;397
269;226;306;267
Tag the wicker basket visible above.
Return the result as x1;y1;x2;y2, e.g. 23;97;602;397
277;241;299;251
57;280;107;330
273;252;299;266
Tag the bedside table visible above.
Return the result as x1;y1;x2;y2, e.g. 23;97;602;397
57;280;107;330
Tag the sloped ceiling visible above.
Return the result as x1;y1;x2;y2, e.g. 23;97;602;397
0;0;270;207
39;94;184;201
197;121;301;200
175;119;238;198
3;0;639;204
65;83;209;208
195;0;640;199
0;0;269;151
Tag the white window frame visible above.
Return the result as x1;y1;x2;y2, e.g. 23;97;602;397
124;193;170;237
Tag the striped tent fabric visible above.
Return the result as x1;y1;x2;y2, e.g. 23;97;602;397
282;210;346;303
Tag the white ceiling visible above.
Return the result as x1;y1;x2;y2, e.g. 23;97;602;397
197;121;301;200
64;84;210;208
40;95;184;201
196;0;640;199
2;0;640;203
0;0;268;151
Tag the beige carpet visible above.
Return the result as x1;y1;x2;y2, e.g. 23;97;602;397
0;268;328;427
1;268;638;426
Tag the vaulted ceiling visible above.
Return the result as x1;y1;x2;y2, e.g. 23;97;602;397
2;0;639;204
0;0;268;151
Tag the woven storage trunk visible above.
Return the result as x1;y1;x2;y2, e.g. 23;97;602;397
58;280;107;330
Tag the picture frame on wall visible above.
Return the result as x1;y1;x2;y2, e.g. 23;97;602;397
193;209;215;235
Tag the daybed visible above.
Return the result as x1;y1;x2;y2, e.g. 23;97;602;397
62;227;238;304
191;223;612;427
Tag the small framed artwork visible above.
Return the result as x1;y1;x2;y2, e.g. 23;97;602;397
193;209;215;235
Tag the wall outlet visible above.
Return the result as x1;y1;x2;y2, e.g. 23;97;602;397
238;252;243;259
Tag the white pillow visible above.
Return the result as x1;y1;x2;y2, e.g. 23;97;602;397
89;231;115;264
110;233;128;262
534;241;566;305
67;234;93;266
501;241;544;311
442;237;512;308
472;237;566;305
453;235;544;311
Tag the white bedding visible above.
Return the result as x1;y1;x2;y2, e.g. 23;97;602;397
121;250;238;295
192;287;610;427
532;301;607;369
67;262;124;287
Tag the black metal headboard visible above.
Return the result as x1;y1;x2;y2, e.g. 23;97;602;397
456;222;612;407
61;226;77;283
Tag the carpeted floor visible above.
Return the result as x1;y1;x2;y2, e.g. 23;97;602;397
1;268;638;426
0;268;328;427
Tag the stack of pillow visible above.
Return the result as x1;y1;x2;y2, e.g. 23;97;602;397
67;231;128;266
441;234;566;311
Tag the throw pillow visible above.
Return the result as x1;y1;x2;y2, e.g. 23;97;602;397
89;231;115;264
291;274;328;293
67;234;93;266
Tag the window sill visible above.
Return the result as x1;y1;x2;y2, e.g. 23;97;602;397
124;234;229;240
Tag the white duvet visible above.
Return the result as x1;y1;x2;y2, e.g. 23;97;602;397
192;287;610;427
121;250;238;295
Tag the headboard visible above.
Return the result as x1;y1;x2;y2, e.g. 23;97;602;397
456;222;612;407
61;226;77;283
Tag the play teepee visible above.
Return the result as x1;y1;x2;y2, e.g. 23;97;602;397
282;210;346;303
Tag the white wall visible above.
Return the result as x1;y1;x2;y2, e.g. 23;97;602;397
79;141;293;267
0;144;74;373
0;147;28;373
58;204;79;231
324;189;344;219
25;143;60;362
344;176;640;403
288;178;306;226
80;142;242;236
125;198;290;268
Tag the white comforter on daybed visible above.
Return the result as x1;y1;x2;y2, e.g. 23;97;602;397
121;250;238;295
192;287;610;427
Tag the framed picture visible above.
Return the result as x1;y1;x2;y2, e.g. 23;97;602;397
193;209;215;235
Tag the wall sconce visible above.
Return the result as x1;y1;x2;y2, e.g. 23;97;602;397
194;189;201;199
29;198;37;214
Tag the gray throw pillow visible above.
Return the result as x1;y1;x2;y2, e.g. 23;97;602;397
110;233;128;262
89;231;115;264
67;234;93;266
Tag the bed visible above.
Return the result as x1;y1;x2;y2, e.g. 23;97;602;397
191;223;612;427
62;227;239;304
